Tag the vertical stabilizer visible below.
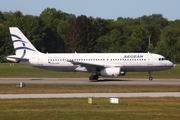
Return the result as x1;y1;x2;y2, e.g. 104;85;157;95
9;27;40;58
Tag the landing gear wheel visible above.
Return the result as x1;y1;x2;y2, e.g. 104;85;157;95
89;75;94;81
148;72;153;81
149;77;153;81
89;74;99;81
93;75;98;80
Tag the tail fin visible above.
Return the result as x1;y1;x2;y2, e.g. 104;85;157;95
9;27;40;57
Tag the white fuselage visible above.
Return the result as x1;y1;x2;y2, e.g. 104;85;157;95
21;52;174;73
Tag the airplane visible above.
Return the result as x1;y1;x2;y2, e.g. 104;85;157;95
6;27;174;81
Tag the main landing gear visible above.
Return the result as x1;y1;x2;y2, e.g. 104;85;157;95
148;72;153;81
89;74;99;81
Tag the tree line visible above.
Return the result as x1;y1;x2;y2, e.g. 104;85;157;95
0;8;180;63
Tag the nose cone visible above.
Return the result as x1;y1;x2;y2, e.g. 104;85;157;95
168;61;174;69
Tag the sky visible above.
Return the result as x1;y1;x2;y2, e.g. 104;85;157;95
0;0;180;20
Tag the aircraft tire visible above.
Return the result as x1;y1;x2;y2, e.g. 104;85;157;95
89;75;94;81
149;77;153;81
89;75;99;81
93;75;99;80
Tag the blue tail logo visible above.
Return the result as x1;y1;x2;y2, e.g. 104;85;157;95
11;34;36;58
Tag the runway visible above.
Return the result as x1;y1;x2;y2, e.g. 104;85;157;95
0;92;180;99
0;78;180;98
0;78;180;86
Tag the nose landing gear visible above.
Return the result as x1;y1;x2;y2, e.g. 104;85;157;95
148;72;153;81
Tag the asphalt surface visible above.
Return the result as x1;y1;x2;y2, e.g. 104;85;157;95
0;78;180;86
1;92;180;99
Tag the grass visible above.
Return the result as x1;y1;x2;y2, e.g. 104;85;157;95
0;63;89;78
0;98;180;120
0;63;179;78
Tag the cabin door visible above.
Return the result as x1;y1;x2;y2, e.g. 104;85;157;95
147;54;153;65
38;55;43;65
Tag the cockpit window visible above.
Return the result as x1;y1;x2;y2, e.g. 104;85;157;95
159;58;167;61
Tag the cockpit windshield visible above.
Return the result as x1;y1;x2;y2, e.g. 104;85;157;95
159;58;168;61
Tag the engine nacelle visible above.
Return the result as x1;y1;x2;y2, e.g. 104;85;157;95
100;67;124;77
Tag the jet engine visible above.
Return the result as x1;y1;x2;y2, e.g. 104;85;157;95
100;67;125;77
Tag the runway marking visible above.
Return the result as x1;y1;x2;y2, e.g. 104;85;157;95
0;92;180;99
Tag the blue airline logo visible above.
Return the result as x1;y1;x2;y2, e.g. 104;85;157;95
11;34;35;58
124;55;144;58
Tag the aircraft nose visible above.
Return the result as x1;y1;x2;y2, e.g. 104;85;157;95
168;61;174;68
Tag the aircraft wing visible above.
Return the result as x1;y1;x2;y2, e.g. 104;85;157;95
68;60;121;72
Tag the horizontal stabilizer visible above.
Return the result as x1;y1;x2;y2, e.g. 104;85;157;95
6;55;29;63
